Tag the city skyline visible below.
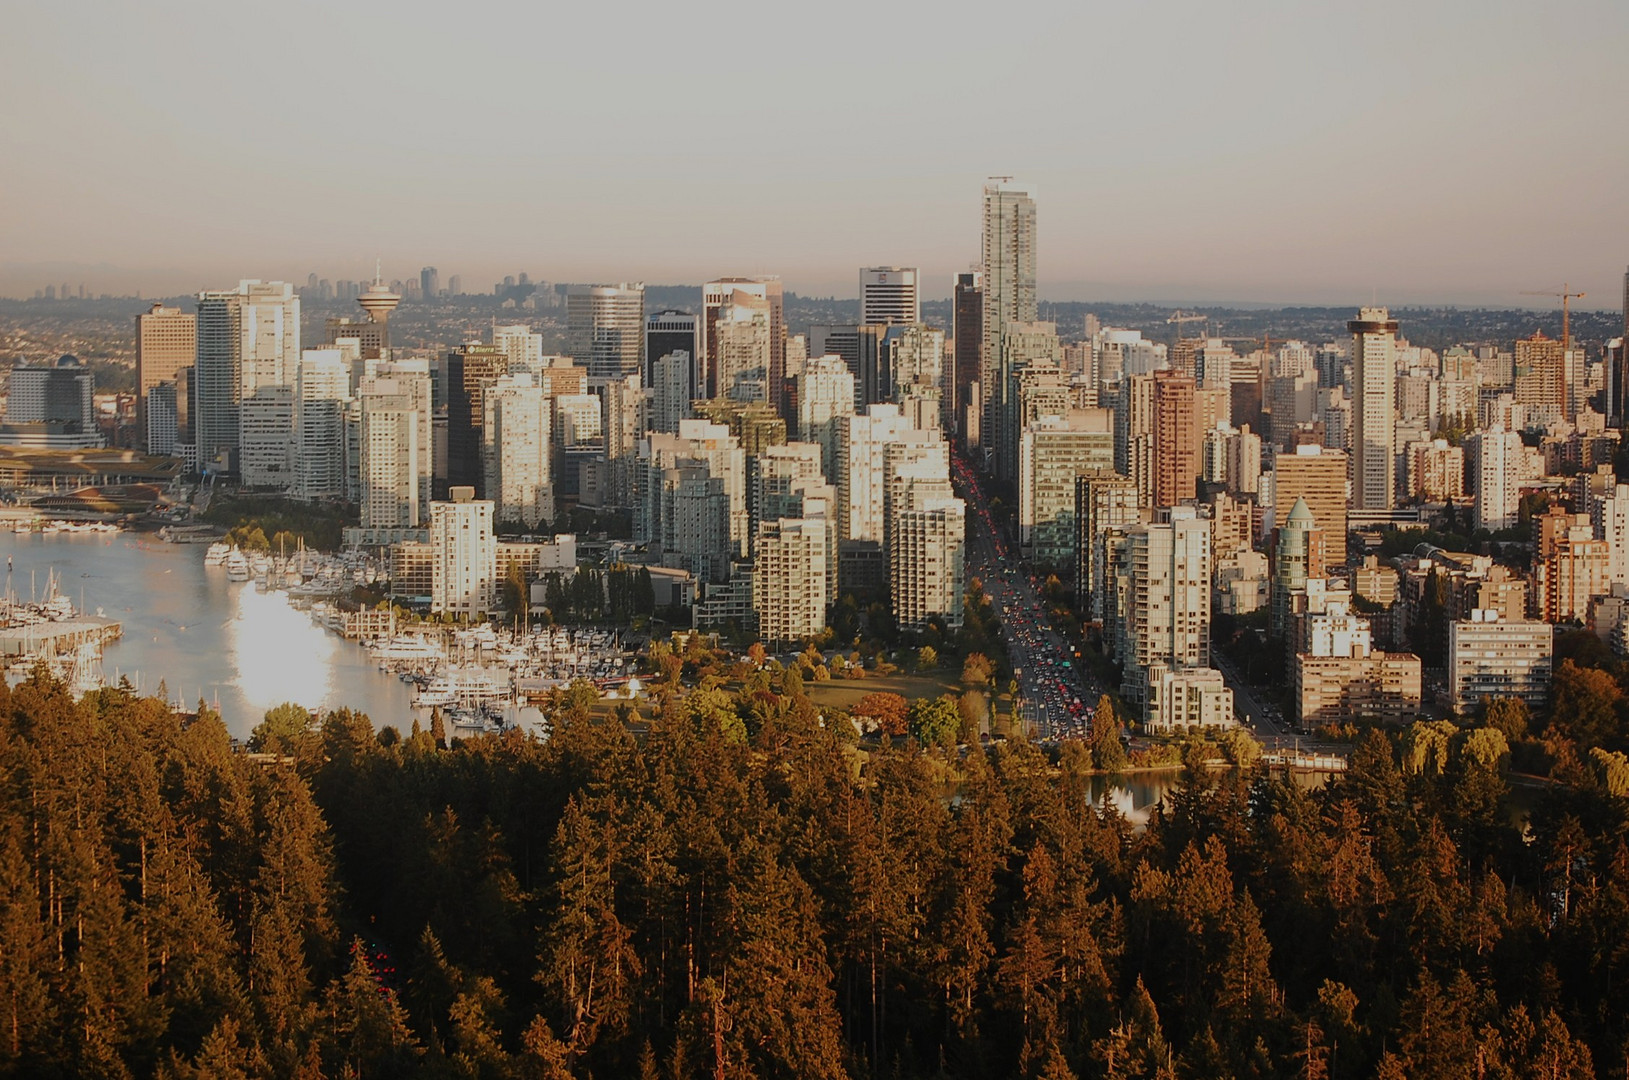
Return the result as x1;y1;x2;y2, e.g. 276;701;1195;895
3;2;1627;306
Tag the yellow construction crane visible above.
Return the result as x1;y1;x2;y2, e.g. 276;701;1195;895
1521;283;1586;348
1166;310;1208;339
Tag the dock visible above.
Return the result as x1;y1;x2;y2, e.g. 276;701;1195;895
0;617;123;659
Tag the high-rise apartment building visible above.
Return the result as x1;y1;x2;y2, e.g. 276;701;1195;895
359;378;425;529
890;476;966;632
1540;524;1609;624
651;351;694;435
951;271;983;444
0;357;99;449
754;518;829;643
638;419;748;573
1592;484;1629;587
239;388;296;488
481;374;554;529
1113;507;1212;702
797;355;856;480
1448;610;1553;712
444;343;509;495
294;349;350;501
1514;331;1569;425
1153;370;1198;508
1115;374;1158;506
980;180;1038;440
1348;307;1398;511
712;293;772;402
702;278;785;412
136;304;195;453
194;280;300;470
993;321;1060;483
1019;410;1113;564
1404;439;1465;503
430;488;497;619
421;267;440;300
1272;444;1349;567
860;267;920;326
1271;498;1325;641
1471;425;1523;532
836;405;940;544
1075;471;1144;618
645;310;697;398
491;324;543;372
566;283;645;381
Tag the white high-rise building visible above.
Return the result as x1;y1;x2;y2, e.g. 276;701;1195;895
1592;484;1629;587
294;349;350;501
554;394;603;448
359;374;429;529
565;284;645;381
239;387;296;488
639;419;748;573
980;180;1038;440
701;278;784;407
1018;409;1114;563
599;372;646;509
836;404;940;543
492;324;543;372
712;294;772;402
1349;307;1399;510
482;374;554;529
752;442;826;545
651;351;694;435
797;354;856;478
1472;425;1523;531
194;280;300;469
860;267;920;326
891;495;966;631
430;488;496;618
883;324;945;405
1114;507;1212;700
754;518;829;643
1448;609;1553;712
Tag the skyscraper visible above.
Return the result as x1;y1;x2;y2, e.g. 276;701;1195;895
1272;444;1349;568
482;374;554;529
430;488;496;619
492;324;543;372
860;267;920;325
421;266;440;300
754;517;830;643
645;310;698;395
359;378;424;529
1472;425;1523;532
565;283;645;381
1114;507;1212;703
1348;306;1398;511
294;349;350;501
980;179;1037;447
444;343;509;495
1153;370;1198;508
702;277;785;415
951;271;983;444
136;303;195;453
712;293;772;402
194;280;300;471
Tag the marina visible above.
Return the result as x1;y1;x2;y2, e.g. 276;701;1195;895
0;531;584;739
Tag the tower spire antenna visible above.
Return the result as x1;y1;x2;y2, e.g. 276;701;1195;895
375;258;382;286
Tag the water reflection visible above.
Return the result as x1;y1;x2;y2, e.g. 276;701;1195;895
1;532;418;737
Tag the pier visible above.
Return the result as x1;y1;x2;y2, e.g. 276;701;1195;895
0;617;123;659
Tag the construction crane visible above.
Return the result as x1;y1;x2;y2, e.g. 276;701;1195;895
1166;310;1208;340
1521;283;1586;348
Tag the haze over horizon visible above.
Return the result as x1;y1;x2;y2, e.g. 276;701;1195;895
3;0;1626;308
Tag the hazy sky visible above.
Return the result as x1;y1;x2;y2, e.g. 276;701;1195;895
3;0;1627;307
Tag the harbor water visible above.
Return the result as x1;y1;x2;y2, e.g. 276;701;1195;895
1;531;422;739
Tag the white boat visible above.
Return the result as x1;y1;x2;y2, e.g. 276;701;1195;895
204;542;231;566
368;633;445;664
412;668;508;709
224;551;251;581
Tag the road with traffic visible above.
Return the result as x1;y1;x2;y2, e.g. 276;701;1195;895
954;454;1103;742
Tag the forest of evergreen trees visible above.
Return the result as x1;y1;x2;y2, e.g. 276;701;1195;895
1;664;1626;1078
